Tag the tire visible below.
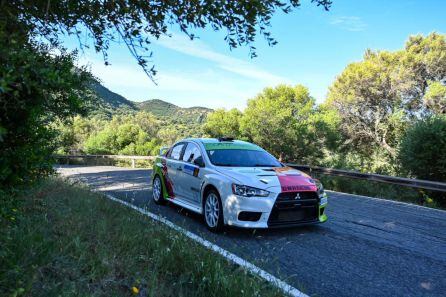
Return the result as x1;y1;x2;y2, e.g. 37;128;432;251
152;175;166;205
203;189;224;232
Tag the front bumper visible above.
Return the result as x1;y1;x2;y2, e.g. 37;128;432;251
224;191;328;228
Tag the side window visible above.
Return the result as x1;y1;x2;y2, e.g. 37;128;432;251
169;143;185;160
182;143;202;164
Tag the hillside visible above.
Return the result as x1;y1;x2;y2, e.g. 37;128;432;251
91;82;212;123
138;99;212;123
89;80;137;117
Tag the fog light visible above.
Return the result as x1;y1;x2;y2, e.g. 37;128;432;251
238;211;262;222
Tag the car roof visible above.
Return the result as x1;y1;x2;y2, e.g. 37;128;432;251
183;138;263;151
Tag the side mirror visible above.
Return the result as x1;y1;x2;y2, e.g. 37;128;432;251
159;146;169;156
193;156;205;167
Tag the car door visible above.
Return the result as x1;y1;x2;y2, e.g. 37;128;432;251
178;142;204;204
165;142;186;198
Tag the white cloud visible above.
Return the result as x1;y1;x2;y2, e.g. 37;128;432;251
330;16;367;32
75;33;290;109
77;56;256;109
154;33;289;84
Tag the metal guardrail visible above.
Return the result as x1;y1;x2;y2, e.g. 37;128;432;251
286;164;446;193
54;154;155;168
54;155;446;192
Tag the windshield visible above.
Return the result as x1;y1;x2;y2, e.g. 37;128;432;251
206;149;282;167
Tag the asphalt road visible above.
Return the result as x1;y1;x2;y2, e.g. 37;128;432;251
57;165;446;297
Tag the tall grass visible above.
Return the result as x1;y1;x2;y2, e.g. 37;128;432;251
0;179;283;297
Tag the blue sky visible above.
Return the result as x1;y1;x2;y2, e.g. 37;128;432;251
68;0;446;109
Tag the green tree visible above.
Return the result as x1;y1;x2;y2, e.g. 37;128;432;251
132;112;160;138
204;108;244;139
157;127;183;146
327;50;406;161
241;84;325;163
84;118;163;156
84;126;118;155
2;0;331;81
399;116;446;206
327;33;446;173
0;33;93;187
424;81;446;114
401;33;446;114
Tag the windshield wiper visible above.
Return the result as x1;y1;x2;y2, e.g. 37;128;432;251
253;164;276;167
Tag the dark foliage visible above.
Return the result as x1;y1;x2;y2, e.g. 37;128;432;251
0;29;93;188
1;0;331;82
399;116;446;182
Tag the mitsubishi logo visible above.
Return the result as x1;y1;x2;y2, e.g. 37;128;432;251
294;193;301;200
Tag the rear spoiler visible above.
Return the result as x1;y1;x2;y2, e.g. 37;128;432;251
159;146;170;156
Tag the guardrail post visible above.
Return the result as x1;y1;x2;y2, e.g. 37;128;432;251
131;158;135;168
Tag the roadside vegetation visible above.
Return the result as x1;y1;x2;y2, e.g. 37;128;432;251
0;178;284;297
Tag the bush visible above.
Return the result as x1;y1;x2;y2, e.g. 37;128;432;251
0;29;92;189
84;122;161;156
399;116;446;206
399;116;446;181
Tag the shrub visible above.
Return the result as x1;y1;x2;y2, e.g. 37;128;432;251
0;29;92;189
399;116;446;182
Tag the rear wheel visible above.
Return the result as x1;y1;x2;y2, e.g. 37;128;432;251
152;175;166;205
203;189;224;232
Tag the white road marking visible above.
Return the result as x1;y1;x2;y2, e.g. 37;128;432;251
104;194;309;297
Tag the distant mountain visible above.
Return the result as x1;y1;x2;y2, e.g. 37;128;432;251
138;99;212;123
90;81;212;122
137;99;179;117
88;81;137;117
91;81;136;110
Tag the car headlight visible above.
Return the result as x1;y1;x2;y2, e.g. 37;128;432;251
232;184;270;197
313;179;324;195
314;180;328;205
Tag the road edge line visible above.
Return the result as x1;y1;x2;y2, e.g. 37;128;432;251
104;193;309;297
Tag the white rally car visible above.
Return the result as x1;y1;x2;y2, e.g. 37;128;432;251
151;138;328;232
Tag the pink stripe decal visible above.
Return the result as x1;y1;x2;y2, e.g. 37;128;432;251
274;167;317;192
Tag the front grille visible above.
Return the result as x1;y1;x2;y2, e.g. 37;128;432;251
276;191;319;202
268;191;319;226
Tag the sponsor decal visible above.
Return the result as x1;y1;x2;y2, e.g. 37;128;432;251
183;164;199;177
273;167;317;193
161;159;175;198
281;184;314;192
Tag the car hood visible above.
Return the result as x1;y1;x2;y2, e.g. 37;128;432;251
215;166;317;193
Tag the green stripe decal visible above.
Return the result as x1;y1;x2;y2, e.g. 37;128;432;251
203;142;263;151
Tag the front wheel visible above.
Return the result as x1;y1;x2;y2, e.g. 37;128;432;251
203;190;224;232
152;175;166;205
